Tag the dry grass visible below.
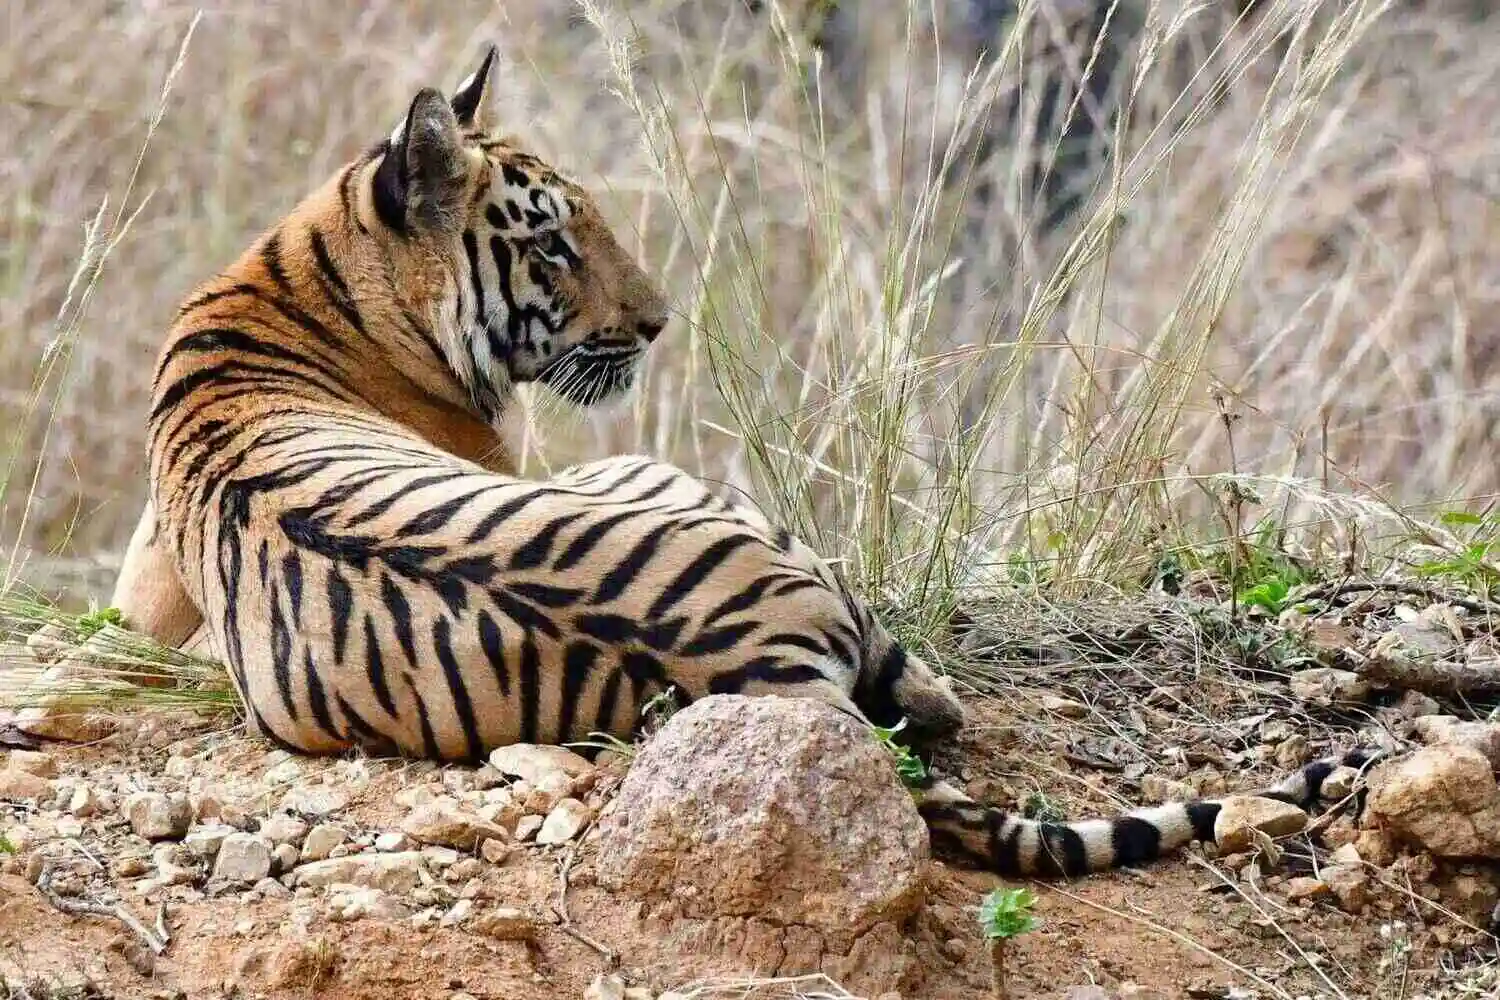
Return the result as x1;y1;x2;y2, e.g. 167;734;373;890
0;0;1496;617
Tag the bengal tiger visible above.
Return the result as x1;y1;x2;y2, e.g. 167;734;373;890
21;46;1373;878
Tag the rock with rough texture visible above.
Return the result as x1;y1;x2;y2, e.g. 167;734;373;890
7;750;59;778
536;798;590;845
401;802;509;851
289;852;427;893
326;884;410;922
1288;667;1369;706
1213;795;1308;853
0;767;52;801
1323;865;1372;913
1366;746;1500;859
214;833;273;885
594;695;927;937
471;906;538;941
184;824;237;859
1412;716;1500;770
127;792;192;841
258;813;308;847
488;744;593;785
302;824;347;862
1322;766;1360;801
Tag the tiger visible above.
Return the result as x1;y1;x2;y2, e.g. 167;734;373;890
23;46;1375;880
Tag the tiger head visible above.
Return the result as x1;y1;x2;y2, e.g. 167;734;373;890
369;45;669;417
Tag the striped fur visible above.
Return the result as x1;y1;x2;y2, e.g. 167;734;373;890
109;48;1375;882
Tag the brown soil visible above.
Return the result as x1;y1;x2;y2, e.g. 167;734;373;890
1;691;1494;1000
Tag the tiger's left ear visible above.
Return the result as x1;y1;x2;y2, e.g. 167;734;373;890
450;44;498;129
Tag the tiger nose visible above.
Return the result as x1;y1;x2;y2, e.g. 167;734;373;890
636;318;666;342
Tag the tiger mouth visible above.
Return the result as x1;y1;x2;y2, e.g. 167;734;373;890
535;345;641;405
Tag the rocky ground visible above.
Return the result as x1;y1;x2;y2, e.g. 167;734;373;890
2;582;1500;999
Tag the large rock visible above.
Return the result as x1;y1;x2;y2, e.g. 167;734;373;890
488;744;593;785
400;802;509;851
1411;716;1500;770
289;852;427;893
1366;746;1500;859
594;695;927;937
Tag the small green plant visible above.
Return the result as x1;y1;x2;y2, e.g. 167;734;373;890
640;685;681;735
1022;791;1064;824
871;719;928;787
978;887;1040;1000
75;605;124;639
0;833;15;855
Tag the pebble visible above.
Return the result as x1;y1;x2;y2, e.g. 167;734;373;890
127;792;192;841
402;801;510;851
439;898;473;927
471;906;537;942
0;768;53;801
514;815;543;842
375;831;411;852
272;842;300;874
488;744;593;785
302;824;348;862
1040;695;1088;719
213;833;273;885
480;839;511;865
537;798;590;845
1213;796;1308;853
185;824;237;859
8;750;59;778
327;884;410;922
259;813;309;847
289;852;427;894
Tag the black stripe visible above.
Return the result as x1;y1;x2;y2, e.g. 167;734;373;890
328;566;354;663
309;226;365;334
592;521;677;603
282;552;303;629
478;611;509;696
347;472;463;527
463;230;487;328
509;511;588;570
434;617;483;762
364;615;397;718
381;575;418;667
1036;823;1090;878
268;581;299;722
406;676;443;761
465;488;563;544
708;657;823;694
702;576;776;626
303;649;340;742
678;621;759;657
519;632;541;744
260;228;293;294
557;642;599;744
335;694;390;752
593;668;624;737
509;582;584;608
1187;801;1220;843
551;509;640;570
1110;816;1162;867
761;632;828;657
395;485;492;537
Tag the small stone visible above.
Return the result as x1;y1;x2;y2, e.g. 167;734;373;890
254;877;291;900
1140;774;1196;803
67;784;99;817
439;898;473;927
213;833;273;885
514;815;543;842
1213;796;1308;853
1285;876;1330;901
1323;865;1371;913
488;744;593;785
537;798;591;845
114;854;151;878
272;843;300;874
1394;691;1441;719
1117;985;1165;1000
1355;828;1397;867
1322;766;1360;801
326;885;410;922
393;785;438;809
54;816;83;838
290;852;427;894
261;758;303;786
8;750;59;778
401;802;509;852
1275;734;1311;770
302;824;347;862
163;755;195;779
24;851;45;884
448;858;484;881
259;813;309;847
471;906;537;941
1328;843;1363;868
1289;667;1369;706
0;768;52;801
1041;695;1088;719
422;846;460;868
472;765;506;791
374;831;410;852
585;974;627;1000
127;792;192;841
184;824;237;859
480;839;511;865
1062;988;1111;1000
277;784;348;817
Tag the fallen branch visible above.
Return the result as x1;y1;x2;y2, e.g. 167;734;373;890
1303;580;1500;617
552;813;618;968
1356;651;1500;697
35;861;169;955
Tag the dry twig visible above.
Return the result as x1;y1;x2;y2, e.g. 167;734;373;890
35;861;169;955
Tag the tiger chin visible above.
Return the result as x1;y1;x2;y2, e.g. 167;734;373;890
22;47;1376;884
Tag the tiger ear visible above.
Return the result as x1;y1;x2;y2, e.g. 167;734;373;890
374;87;469;234
450;44;498;129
